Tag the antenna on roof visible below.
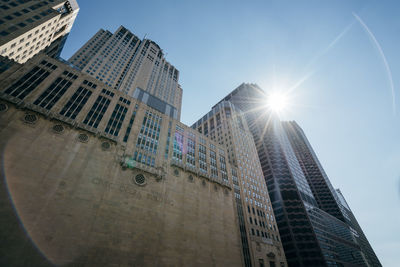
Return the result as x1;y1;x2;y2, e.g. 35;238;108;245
143;33;148;40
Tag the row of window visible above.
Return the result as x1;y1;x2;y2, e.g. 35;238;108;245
3;62;143;141
133;151;155;168
250;227;279;241
1;13;65;62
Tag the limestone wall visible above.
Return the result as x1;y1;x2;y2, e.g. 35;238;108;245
0;104;242;266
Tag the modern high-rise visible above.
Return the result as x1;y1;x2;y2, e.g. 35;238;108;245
0;0;79;63
281;121;346;222
282;121;382;266
335;189;382;266
68;26;182;120
215;83;381;266
192;101;287;267
0;54;242;266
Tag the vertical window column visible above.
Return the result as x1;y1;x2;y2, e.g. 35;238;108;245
123;104;138;142
33;71;78;110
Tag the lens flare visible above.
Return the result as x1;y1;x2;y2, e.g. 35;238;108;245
266;92;288;113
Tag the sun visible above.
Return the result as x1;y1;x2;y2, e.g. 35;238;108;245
266;91;288;113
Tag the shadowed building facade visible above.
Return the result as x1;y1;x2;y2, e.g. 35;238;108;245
282;121;382;267
334;189;382;267
0;55;243;266
214;83;381;267
0;0;79;63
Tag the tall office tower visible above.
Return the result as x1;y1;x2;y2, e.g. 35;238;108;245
216;83;381;266
192;101;287;267
282;121;382;267
0;54;243;266
68;26;182;120
335;189;382;266
281;121;347;222
0;0;79;63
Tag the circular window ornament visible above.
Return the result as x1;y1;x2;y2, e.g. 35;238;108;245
24;113;37;124
52;124;64;133
188;175;194;182
78;133;89;143
173;169;179;177
0;103;8;113
134;174;146;186
101;141;111;150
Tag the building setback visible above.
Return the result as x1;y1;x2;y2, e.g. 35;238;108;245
214;83;381;267
0;0;79;63
68;26;182;120
192;101;287;267
0;54;243;266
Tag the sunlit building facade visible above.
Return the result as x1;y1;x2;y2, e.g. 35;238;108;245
68;26;182;120
0;0;79;63
192;101;287;267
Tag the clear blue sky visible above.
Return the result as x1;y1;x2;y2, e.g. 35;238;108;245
61;1;400;265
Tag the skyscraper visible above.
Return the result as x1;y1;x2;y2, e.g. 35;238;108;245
215;83;381;266
281;121;347;222
192;101;287;267
68;26;182;120
335;189;382;266
282;121;382;266
0;0;79;63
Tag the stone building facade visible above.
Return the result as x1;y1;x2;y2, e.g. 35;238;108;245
68;26;182;119
0;55;243;266
192;101;287;267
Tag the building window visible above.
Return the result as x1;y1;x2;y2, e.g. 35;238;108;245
173;127;184;161
4;66;51;99
123;106;138;143
136;110;162;157
60;86;92;119
105;103;128;136
33;73;74;110
164;121;172;159
83;95;111;128
186;138;196;167
198;144;207;172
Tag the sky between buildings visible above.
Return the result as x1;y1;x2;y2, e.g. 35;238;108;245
60;0;400;265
